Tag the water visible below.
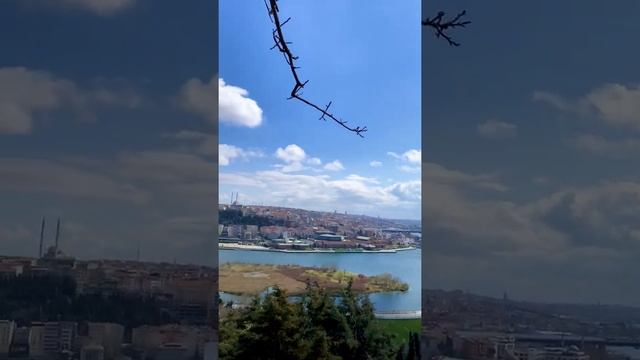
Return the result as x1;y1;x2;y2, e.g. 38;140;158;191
219;249;421;312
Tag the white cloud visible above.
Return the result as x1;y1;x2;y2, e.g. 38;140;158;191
387;181;421;202
585;83;640;129
477;119;517;139
388;149;421;164
369;160;382;167
534;83;640;130
532;91;574;112
41;0;135;15
219;144;263;166
273;144;311;173
275;144;306;163
307;157;322;166
324;160;344;171
0;67;140;134
217;78;262;127
180;77;263;128
219;170;421;219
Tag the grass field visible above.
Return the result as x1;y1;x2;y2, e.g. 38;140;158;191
377;318;421;348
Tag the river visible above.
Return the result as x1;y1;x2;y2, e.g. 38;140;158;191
219;248;421;313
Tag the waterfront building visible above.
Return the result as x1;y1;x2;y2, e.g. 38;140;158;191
314;234;344;241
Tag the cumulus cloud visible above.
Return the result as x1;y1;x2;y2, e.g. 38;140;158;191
180;77;263;128
219;144;263;166
477;119;518;139
307;157;322;166
275;144;306;163
388;149;421;164
274;144;311;172
388;149;422;173
0;67;140;134
217;78;262;127
525;182;640;252
369;160;382;167
585;84;640;129
534;83;640;131
324;160;344;171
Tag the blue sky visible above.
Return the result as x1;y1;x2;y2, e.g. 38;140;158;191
0;0;217;265
219;0;422;220
423;0;640;305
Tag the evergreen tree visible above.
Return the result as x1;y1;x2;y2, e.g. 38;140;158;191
219;282;401;360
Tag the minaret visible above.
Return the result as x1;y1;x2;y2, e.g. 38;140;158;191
39;217;46;258
54;217;61;257
136;240;141;262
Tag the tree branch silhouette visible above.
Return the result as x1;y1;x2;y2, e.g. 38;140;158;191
423;10;471;47
265;0;367;138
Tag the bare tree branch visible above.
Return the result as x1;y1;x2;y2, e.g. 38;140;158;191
423;10;471;47
265;0;367;138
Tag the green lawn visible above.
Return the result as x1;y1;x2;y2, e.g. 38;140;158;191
377;318;421;348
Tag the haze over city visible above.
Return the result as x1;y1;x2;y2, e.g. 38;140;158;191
0;0;217;265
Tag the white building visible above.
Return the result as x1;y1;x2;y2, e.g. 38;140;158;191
28;322;46;357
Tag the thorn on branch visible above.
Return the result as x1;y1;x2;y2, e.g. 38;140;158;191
319;101;332;121
265;0;367;137
422;10;470;47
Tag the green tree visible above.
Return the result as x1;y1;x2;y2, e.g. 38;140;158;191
219;282;400;360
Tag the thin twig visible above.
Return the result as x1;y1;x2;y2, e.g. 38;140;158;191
422;10;471;47
265;0;367;137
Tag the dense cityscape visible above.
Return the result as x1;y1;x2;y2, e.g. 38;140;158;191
0;219;217;360
218;200;422;252
422;289;640;360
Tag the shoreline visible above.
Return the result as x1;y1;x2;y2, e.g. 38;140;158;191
219;243;418;253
